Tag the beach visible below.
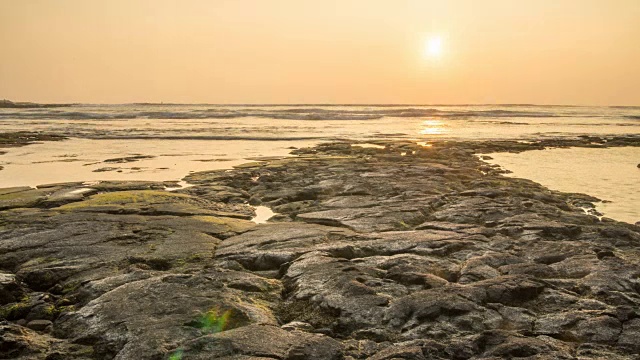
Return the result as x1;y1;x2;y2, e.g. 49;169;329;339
2;104;639;222
3;1;640;358
1;129;640;358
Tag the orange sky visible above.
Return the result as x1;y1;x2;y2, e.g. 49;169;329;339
1;0;639;105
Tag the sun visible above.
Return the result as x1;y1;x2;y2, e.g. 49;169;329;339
424;36;443;58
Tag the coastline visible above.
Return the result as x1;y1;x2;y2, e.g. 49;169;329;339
1;136;640;358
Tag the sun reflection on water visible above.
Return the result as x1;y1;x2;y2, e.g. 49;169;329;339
419;119;447;135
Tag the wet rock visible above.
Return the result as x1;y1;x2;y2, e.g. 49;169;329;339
0;322;91;359
534;311;623;343
384;286;482;333
573;315;622;343
26;319;53;331
0;131;65;146
103;155;155;163
594;248;616;259
0;273;23;305
55;273;280;359
369;345;426;360
53;189;250;218
1;139;639;358
216;223;354;271
92;167;120;173
618;318;640;352
179;325;343;360
499;262;558;278
297;206;426;232
281;321;314;332
0;186;34;196
479;332;569;358
476;275;545;305
533;253;568;265
342;338;381;358
85;180;177;192
0;187;51;210
42;187;97;206
488;303;536;331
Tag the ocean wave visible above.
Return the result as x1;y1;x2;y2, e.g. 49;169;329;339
86;135;326;141
0;105;634;121
610;106;640;110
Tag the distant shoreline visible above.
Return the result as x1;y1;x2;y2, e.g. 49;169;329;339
2;99;639;108
0;99;72;109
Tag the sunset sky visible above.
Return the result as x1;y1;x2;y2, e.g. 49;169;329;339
1;0;639;105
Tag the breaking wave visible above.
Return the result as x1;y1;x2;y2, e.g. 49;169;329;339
1;104;638;121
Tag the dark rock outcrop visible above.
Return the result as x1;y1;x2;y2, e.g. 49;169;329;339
1;138;639;359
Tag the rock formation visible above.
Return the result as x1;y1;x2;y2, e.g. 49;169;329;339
1;138;640;359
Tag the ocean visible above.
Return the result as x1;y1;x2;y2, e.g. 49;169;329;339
1;104;639;140
1;104;639;223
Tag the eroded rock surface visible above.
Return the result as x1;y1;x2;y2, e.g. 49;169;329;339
1;137;640;359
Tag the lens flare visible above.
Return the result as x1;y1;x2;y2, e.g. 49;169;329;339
168;349;184;360
196;308;233;333
169;307;233;359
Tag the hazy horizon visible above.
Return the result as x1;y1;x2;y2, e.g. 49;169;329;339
4;100;640;107
1;0;639;105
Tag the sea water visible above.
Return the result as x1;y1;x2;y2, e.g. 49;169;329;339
482;147;640;224
1;104;639;223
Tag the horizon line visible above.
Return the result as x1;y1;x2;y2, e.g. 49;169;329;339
2;99;639;108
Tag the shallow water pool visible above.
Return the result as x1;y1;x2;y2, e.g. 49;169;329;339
483;147;640;224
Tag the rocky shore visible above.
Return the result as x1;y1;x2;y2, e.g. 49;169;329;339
1;136;640;359
0;100;71;109
0;132;65;153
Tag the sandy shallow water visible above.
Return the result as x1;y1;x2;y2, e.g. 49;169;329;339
483;146;640;224
1;104;640;223
0;138;317;188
